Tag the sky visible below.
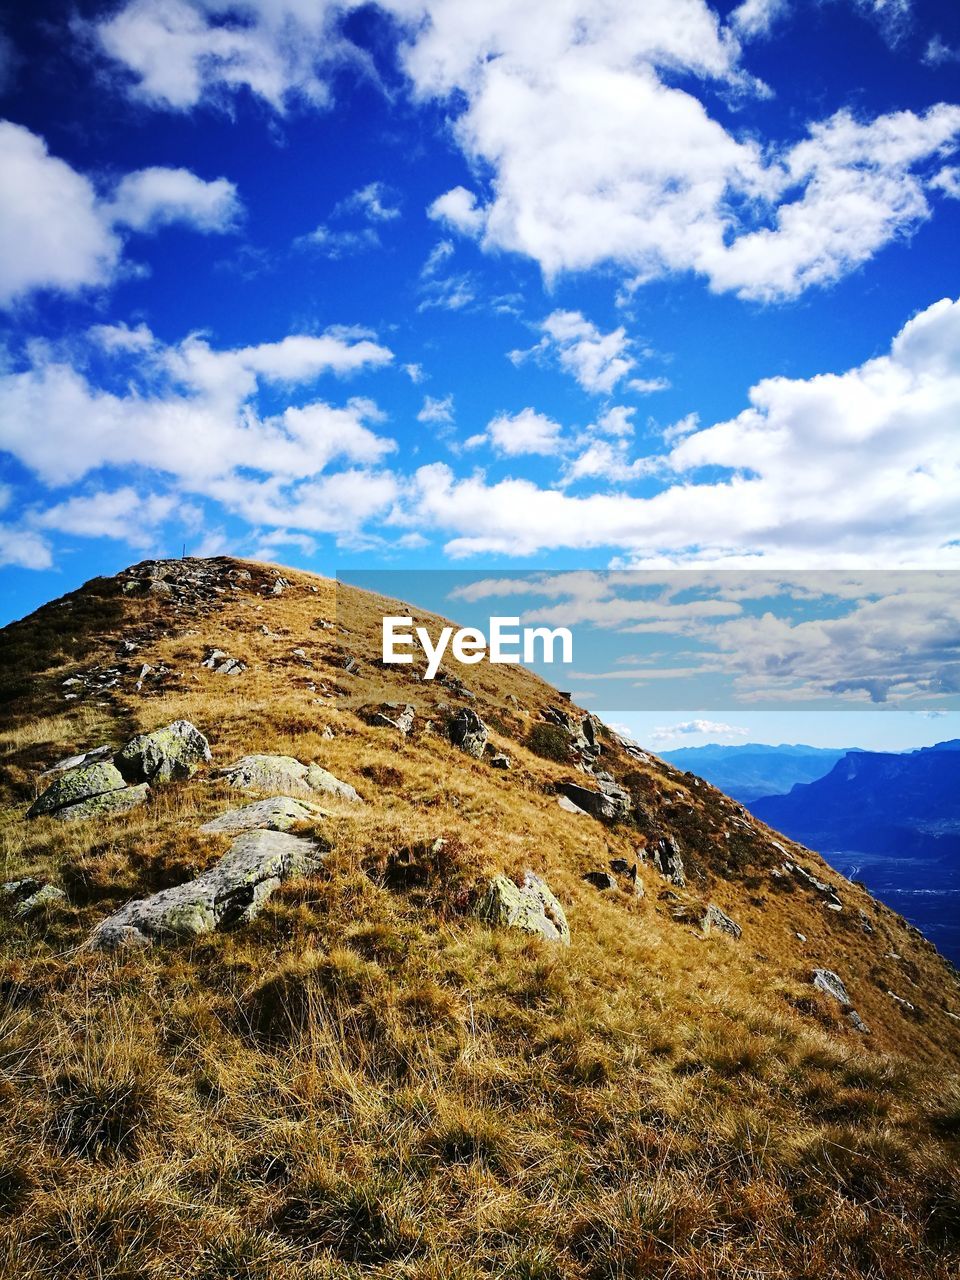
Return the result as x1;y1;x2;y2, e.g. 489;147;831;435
1;0;959;750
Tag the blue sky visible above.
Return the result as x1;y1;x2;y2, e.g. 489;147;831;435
1;0;959;749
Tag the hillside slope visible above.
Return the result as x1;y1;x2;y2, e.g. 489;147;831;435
1;556;959;1280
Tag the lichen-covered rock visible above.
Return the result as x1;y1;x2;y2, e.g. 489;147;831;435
703;904;741;939
55;784;150;822
200;796;328;834
475;871;570;945
812;968;850;1005
92;829;328;948
115;720;212;784
215;755;361;804
652;836;686;887
449;708;488;758
28;761;128;818
558;778;630;823
1;878;68;917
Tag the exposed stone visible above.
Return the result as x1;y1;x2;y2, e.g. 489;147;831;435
887;989;916;1012
847;1010;871;1034
215;755;361;804
366;703;415;736
200;796;329;834
28;761;128;818
583;870;618;891
558;777;630;823
54;784;150;822
858;910;875;935
40;745;113;778
703;903;741;940
202;649;246;676
475;871;570;945
1;879;68;918
489;754;512;770
115;720;212;785
557;795;587;815
610;858;643;897
449;708;488;758
652;836;686;887
92;829;327;948
812;968;850;1005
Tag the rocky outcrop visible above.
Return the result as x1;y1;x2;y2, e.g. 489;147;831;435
115;720;212;785
365;703;415;736
475;871;570;945
1;879;68;917
28;761;129;818
652;836;686;887
812;968;850;1005
583;870;618;891
92;829;327;948
200;796;328;834
703;904;741;939
201;648;246;676
215;755;361;804
557;795;587;816
541;707;601;764
449;708;488;758
558;775;630;823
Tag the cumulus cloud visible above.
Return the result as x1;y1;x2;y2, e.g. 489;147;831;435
417;393;454;425
402;297;960;563
651;719;749;743
510;311;637;395
0;121;241;306
32;487;192;547
335;181;401;222
466;407;564;457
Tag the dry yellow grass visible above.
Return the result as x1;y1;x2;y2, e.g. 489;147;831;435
0;556;957;1279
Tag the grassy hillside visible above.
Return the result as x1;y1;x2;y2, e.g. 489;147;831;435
1;556;958;1280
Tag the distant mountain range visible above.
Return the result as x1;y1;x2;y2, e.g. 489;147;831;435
751;740;960;861
659;742;853;803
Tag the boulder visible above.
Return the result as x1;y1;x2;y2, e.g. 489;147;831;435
703;904;741;940
847;1010;871;1034
200;796;329;834
55;784;150;823
489;754;512;770
557;795;587;816
558;777;630;823
215;755;362;804
115;720;212;784
28;761;128;818
40;745;113;779
201;649;246;676
583;870;618;891
449;708;488;758
367;703;415;735
652;836;686;887
1;879;68;918
92;829;328;948
812;968;850;1005
475;871;570;945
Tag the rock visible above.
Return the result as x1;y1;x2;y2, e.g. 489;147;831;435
28;761;128;818
583;871;618;891
557;794;587;815
558;778;630;823
489;754;512;770
887;989;916;1012
92;829;327;948
449;708;488;758
610;859;643;896
54;784;150;822
40;745;113;779
475;872;570;945
321;725;336;740
703;904;741;939
786;861;842;908
115;720;212;784
1;879;68;918
202;649;246;676
367;703;415;736
652;836;686;887
343;656;360;675
858;910;875;935
216;755;361;804
847;1010;871;1034
200;796;329;834
812;968;850;1005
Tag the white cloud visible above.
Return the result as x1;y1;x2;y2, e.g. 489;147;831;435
90;0;350;112
296;224;381;257
470;407;564;457
0;524;52;570
421;238;455;276
931;166;960;199
541;311;635;394
651;719;749;743
0;121;241;306
427;185;484;235
418;272;475;311
401;297;960;563
32;487;189;547
730;0;787;38
403;362;425;382
107;166;241;232
417;393;454;425
594;406;636;437
924;35;960;67
336;181;401;222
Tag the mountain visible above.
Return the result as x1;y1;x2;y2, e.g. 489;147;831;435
751;745;960;861
659;742;852;803
2;557;959;1280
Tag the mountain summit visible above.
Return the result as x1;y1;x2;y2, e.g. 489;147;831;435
1;557;959;1279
